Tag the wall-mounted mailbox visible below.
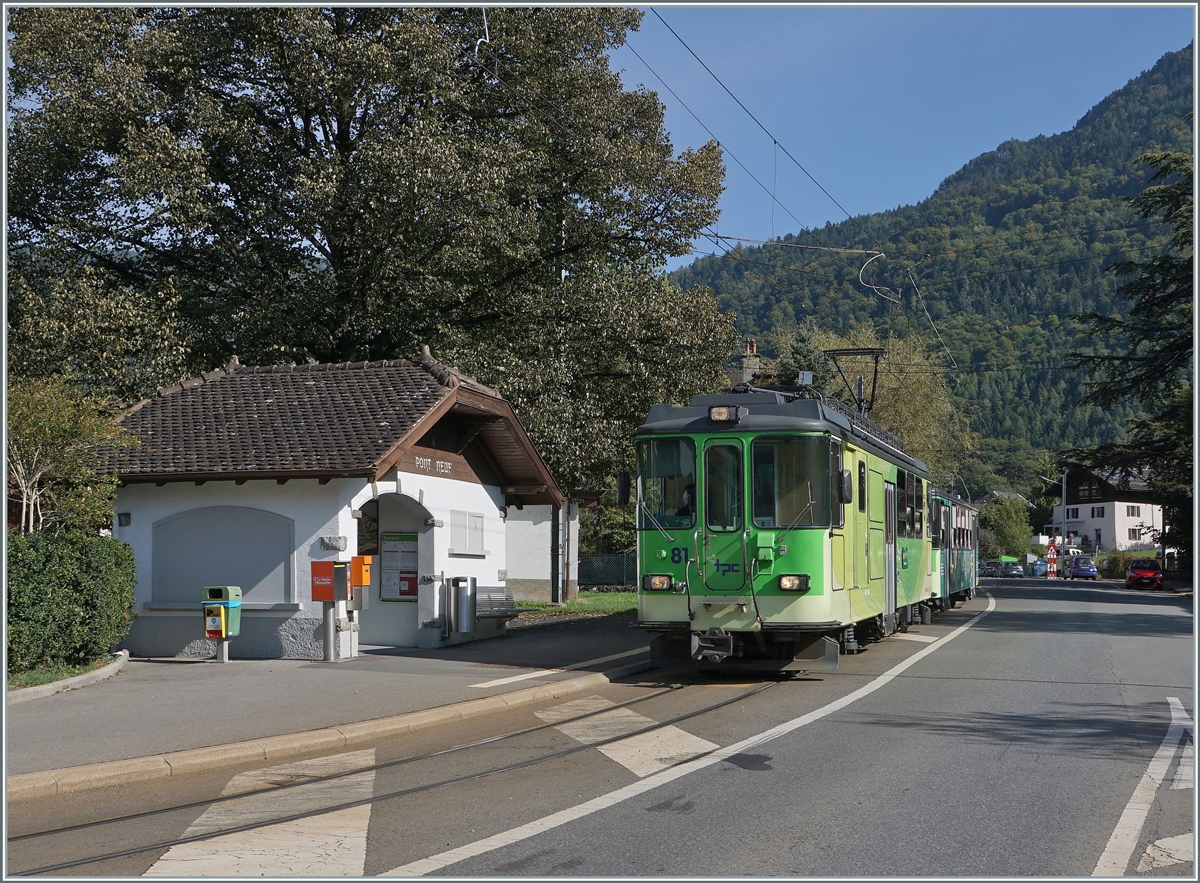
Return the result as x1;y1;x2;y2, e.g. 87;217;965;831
351;556;372;587
348;555;372;611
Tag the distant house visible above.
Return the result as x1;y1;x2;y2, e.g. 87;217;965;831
98;348;566;659
1043;467;1163;553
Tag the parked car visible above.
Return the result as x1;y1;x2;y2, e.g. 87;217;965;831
1126;558;1164;590
1067;556;1098;580
981;561;1002;577
1001;562;1024;578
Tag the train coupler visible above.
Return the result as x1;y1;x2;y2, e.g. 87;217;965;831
691;627;733;662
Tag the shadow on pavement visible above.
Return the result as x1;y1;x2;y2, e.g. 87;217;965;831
845;698;1184;759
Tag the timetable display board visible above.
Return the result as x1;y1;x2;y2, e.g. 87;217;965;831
380;533;418;601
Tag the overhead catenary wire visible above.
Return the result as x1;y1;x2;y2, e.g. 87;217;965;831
652;8;876;248
704;233;901;303
906;267;957;369
622;41;825;249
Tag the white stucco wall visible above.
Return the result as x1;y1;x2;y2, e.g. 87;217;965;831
1050;500;1163;552
114;470;509;658
504;503;579;600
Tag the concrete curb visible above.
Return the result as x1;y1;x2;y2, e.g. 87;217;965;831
6;657;658;803
6;651;131;707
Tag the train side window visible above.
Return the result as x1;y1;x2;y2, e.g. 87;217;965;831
858;461;867;513
914;477;924;538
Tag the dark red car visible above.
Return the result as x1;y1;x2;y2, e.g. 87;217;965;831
1126;558;1164;590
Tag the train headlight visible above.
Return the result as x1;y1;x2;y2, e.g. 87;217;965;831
778;574;811;592
708;405;746;424
642;574;672;591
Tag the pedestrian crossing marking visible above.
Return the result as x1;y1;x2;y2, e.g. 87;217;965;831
1136;833;1193;873
536;698;718;778
1093;698;1194;876
145;749;375;876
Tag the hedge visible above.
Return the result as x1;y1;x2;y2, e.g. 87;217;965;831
7;530;136;672
1099;550;1153;579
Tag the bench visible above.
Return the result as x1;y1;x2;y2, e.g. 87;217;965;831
476;585;520;621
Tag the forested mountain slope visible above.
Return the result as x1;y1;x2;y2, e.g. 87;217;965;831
671;43;1192;462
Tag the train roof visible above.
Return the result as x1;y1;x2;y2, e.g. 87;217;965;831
635;386;929;476
930;488;980;512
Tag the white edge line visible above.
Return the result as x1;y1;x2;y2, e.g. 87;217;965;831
469;648;648;689
382;592;997;876
1092;697;1194;876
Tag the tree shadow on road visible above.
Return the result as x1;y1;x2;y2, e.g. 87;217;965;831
843;698;1188;758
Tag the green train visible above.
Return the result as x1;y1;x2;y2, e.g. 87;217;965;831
632;385;979;671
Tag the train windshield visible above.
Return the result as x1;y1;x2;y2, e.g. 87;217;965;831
636;437;697;530
751;436;831;528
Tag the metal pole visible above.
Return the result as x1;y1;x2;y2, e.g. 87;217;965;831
563;500;572;603
323;601;335;661
1061;469;1067;552
550;503;561;604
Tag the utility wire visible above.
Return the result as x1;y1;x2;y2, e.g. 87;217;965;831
906;267;957;369
652;8;875;247
622;41;825;248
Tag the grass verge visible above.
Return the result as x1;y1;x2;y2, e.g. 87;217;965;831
7;656;113;691
516;590;636;616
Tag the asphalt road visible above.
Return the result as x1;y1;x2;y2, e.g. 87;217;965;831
8;578;1193;877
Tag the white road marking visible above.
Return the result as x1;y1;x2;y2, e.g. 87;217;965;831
891;632;938;643
1092;698;1194;876
381;592;997;876
1136;833;1194;873
146;750;375;877
536;698;718;778
1171;740;1193;790
469;648;648;688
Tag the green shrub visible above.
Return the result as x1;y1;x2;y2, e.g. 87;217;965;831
1099;550;1147;579
6;530;136;672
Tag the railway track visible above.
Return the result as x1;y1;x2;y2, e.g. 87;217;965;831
9;677;778;876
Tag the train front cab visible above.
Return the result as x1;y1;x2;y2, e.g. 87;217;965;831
634;430;842;671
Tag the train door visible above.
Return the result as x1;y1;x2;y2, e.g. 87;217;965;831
940;500;951;597
855;459;867;589
702;440;747;592
884;481;897;632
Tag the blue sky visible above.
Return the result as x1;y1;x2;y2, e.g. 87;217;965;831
608;5;1196;270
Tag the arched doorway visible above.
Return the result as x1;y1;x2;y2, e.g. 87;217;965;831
357;492;436;648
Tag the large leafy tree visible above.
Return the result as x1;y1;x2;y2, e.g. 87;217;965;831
7;6;730;489
1067;144;1193;562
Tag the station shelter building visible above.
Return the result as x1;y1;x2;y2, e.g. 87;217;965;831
98;348;568;659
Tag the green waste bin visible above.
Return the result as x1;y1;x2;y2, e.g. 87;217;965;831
202;586;242;637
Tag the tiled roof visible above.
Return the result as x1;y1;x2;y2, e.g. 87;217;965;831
100;348;498;479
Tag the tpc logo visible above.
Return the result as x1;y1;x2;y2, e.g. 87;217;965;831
714;559;740;576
